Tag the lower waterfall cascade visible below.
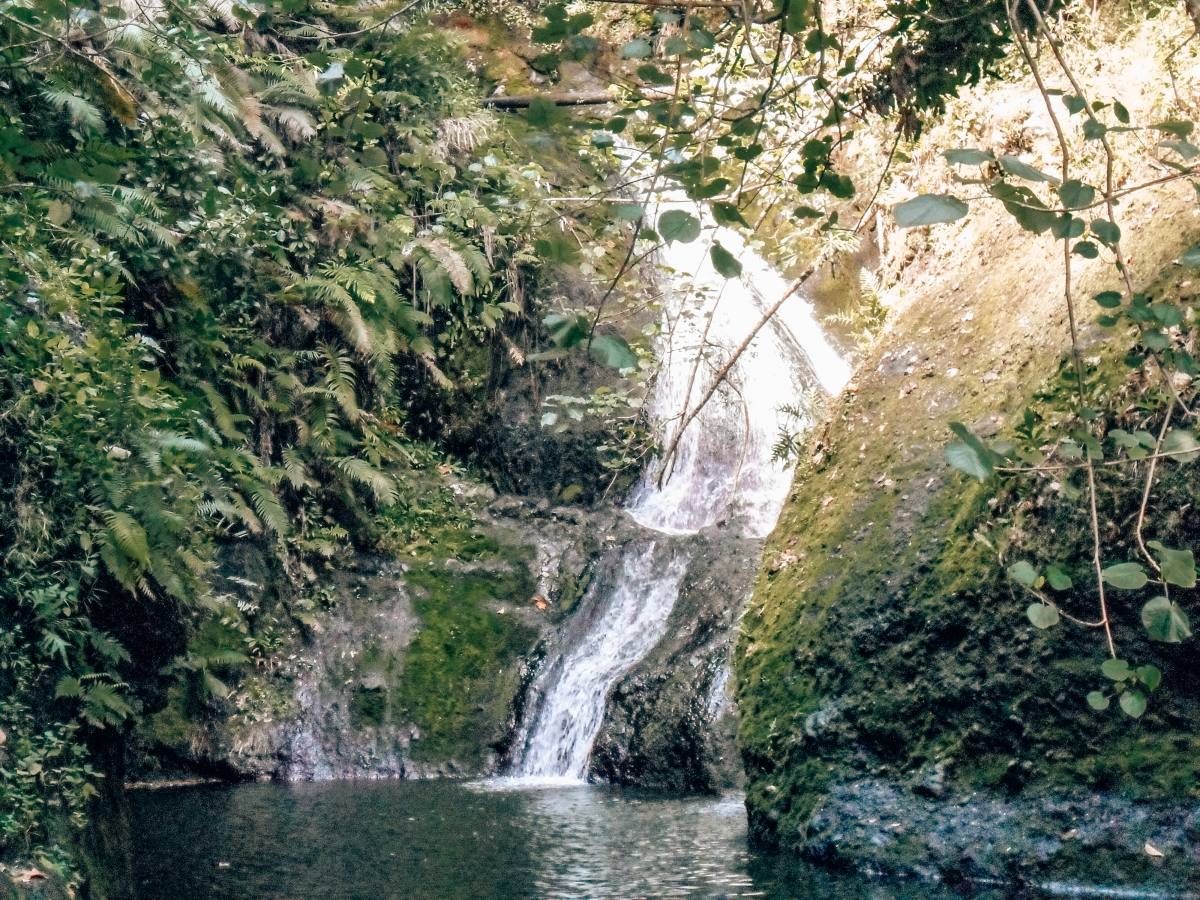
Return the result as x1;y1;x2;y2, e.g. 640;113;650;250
509;188;851;781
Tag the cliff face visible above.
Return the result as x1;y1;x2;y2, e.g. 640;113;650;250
735;15;1200;888
134;497;637;784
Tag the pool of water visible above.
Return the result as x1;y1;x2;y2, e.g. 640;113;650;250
129;779;963;899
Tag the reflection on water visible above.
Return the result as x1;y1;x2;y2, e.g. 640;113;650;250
130;780;961;899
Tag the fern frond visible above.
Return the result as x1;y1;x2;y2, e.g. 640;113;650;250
333;456;397;505
102;510;150;566
416;236;472;294
42;86;104;130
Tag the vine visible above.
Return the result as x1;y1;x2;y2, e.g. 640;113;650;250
901;1;1200;717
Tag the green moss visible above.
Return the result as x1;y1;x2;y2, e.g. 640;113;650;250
142;684;206;755
736;222;1200;851
350;686;387;729
392;565;535;764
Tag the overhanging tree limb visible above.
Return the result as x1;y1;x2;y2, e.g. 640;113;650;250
482;92;615;109
656;261;819;486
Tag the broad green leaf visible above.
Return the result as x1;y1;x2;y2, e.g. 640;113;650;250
946;442;990;479
988;182;1055;234
1101;657;1131;681
1083;118;1107;141
613;202;644;221
710;242;742;278
893;194;968;228
1008;560;1038;587
1026;603;1059;629
1141;596;1193;643
1045;565;1073;591
1101;562;1148;590
1136;664;1162;691
588;334;638;371
712;202;748;227
999;154;1058;183
621;38;652;59
635;64;674;86
1086;690;1110;711
1162;428;1200;463
1160;139;1200;161
1153;119;1195;138
687;25;715;50
1147;540;1196;588
946;422;999;480
688;178;730;201
1119;689;1147;718
1091;219;1121;245
1058;180;1096;209
543;311;590;348
1051;214;1085;239
658;209;701;244
943;148;994;165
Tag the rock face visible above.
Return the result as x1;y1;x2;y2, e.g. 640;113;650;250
801;780;1200;885
734;38;1200;892
588;525;757;793
135;496;636;783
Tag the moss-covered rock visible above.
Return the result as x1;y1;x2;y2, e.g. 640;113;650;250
133;493;634;782
736;135;1200;887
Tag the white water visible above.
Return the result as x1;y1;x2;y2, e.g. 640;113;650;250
509;186;850;782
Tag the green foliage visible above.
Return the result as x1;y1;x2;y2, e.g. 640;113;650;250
710;243;743;278
0;0;609;873
657;209;701;244
1140;597;1192;643
894;194;969;227
911;9;1200;721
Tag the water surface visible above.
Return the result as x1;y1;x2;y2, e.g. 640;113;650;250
130;780;961;899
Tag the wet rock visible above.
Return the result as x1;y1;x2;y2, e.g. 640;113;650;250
588;525;759;793
134;493;634;785
796;778;1200;890
911;761;947;799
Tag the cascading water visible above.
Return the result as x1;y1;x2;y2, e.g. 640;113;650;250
510;188;850;781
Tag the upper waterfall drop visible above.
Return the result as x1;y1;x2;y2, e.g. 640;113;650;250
627;195;851;539
507;188;850;782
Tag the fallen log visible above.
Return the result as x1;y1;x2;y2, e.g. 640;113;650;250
482;92;615;109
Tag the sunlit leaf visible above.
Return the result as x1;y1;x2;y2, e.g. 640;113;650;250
893;194;968;228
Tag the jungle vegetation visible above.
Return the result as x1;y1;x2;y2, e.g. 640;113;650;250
2;0;1198;890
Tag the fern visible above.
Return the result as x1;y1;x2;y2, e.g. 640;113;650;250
416;236;474;295
243;478;288;536
102;510;150;568
42;86;104;130
333;456;397;505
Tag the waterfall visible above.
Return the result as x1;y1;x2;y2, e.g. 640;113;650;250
509;189;850;782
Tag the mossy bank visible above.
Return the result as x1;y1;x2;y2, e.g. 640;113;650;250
734;21;1200;888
